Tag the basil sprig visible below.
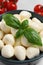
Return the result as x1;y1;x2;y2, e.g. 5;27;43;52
3;14;42;46
3;14;21;29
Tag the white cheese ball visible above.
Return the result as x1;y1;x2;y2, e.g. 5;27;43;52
32;18;43;31
1;45;14;58
3;34;15;46
29;19;42;32
20;11;32;20
32;18;41;24
0;40;4;50
13;14;21;21
21;35;31;47
0;30;4;40
14;46;26;60
26;47;40;59
39;37;43;52
15;38;21;46
11;28;18;36
0;19;11;33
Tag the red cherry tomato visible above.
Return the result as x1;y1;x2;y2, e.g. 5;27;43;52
40;6;43;12
34;4;42;13
7;3;17;11
3;1;17;11
9;0;18;3
3;1;10;8
14;0;18;3
0;8;6;14
0;0;3;2
38;12;43;16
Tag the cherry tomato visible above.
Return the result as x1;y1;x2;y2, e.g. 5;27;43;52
0;8;6;14
34;4;42;13
38;12;43;16
0;0;3;2
7;3;17;11
3;1;17;11
40;6;43;12
14;0;18;3
9;0;18;3
3;1;10;8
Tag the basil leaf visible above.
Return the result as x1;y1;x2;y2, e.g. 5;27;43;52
24;28;42;46
21;19;29;29
15;29;25;39
3;14;21;29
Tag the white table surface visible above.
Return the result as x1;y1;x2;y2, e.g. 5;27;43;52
0;0;43;65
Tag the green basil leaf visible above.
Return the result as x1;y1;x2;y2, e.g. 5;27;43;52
24;28;42;46
21;19;29;29
15;29;25;39
3;14;21;29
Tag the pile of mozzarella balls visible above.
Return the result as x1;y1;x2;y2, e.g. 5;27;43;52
0;11;43;61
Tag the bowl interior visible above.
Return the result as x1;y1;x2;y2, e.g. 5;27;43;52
0;10;43;63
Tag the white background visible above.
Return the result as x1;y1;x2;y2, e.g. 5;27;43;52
17;0;43;11
17;0;43;65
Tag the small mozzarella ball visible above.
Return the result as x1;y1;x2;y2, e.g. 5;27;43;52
26;47;40;59
29;19;42;32
3;34;15;46
0;19;11;33
39;37;43;52
1;45;14;58
13;14;21;21
0;30;4;40
14;46;26;60
11;28;18;36
15;38;21;46
32;18;41;24
21;35;31;47
20;11;32;20
0;40;4;50
32;18;43;31
40;31;43;37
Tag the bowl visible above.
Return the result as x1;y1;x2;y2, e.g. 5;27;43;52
0;10;43;65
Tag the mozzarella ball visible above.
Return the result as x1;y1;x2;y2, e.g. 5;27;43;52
1;45;14;58
14;46;26;60
11;28;18;36
29;19;42;32
26;47;40;59
21;35;31;47
0;19;11;33
13;14;21;21
39;37;43;52
32;18;41;24
20;11;32;20
32;18;43;31
3;34;15;46
0;40;4;50
15;38;21;46
0;30;4;40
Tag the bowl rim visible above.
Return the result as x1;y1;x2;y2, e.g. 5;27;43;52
0;10;43;63
0;53;43;64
